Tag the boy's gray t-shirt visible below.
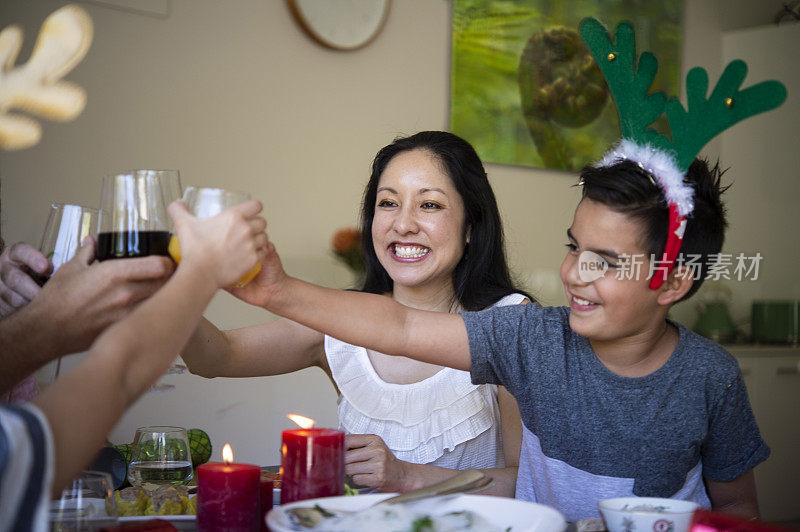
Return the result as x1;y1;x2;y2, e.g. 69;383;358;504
461;304;769;521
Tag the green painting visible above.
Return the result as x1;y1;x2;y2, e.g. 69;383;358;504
450;0;684;171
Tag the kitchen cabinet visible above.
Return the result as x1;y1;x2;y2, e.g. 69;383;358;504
729;345;800;522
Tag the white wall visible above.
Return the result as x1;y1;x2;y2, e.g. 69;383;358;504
0;0;796;465
719;23;800;323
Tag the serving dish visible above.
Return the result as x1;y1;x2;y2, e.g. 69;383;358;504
267;492;567;531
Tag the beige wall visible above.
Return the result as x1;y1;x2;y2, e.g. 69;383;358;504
0;0;796;465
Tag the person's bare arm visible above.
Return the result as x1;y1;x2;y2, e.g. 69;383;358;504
35;265;217;491
0;241;173;393
33;200;267;492
182;317;324;378
232;250;472;371
345;388;521;496
705;471;759;520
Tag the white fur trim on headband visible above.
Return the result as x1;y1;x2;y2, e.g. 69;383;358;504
597;139;695;217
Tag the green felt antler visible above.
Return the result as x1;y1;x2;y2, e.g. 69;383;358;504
578;18;666;145
580;17;788;172
656;60;788;170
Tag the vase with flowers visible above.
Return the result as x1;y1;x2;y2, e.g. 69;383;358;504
331;227;365;285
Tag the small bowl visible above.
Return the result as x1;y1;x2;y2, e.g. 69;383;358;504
598;497;699;532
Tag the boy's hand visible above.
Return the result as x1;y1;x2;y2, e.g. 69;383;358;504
168;200;267;288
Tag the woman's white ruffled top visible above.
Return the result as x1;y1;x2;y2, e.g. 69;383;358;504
325;293;526;469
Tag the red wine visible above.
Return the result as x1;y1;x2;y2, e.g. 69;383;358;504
30;272;50;287
96;231;171;261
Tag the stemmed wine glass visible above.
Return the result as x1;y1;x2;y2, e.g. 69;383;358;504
36;202;98;285
96;170;182;261
37;203;99;381
97;170;185;389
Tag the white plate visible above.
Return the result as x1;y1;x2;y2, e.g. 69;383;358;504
267;493;567;531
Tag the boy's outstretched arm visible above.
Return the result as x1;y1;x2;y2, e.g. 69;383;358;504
231;244;472;371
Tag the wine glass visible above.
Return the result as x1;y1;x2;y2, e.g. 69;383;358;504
35;203;98;285
122;169;183;223
128;426;193;487
169;186;261;288
50;470;118;531
37;203;99;381
97;172;172;261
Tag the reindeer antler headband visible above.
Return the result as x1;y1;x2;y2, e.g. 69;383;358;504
579;18;787;289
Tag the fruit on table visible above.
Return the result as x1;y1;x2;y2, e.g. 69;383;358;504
187;428;212;467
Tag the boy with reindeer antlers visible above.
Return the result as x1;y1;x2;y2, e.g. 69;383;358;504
235;18;786;521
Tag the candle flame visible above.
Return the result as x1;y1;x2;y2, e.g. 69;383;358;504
287;413;315;429
222;443;233;464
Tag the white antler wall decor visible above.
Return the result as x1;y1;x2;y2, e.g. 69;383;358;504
0;4;93;150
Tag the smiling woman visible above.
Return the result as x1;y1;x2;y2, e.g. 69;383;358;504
180;131;535;497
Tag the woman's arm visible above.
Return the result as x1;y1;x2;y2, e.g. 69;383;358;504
705;471;759;520
181;317;324;378
344;386;522;497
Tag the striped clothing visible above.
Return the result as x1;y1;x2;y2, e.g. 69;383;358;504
0;404;53;532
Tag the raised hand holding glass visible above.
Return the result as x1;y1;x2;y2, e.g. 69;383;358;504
168;186;261;288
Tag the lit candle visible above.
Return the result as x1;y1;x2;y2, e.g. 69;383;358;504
197;443;260;532
280;414;344;504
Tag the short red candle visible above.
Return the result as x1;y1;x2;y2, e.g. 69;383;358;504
197;461;260;532
280;428;344;504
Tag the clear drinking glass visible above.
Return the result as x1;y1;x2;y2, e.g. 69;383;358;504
35;203;98;285
50;470;117;531
37;203;99;381
122;169;183;226
128;426;193;487
168;186;261;288
96;172;172;261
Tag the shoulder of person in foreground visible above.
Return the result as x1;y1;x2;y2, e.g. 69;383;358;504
0;403;52;531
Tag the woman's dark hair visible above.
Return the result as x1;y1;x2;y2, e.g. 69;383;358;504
579;158;729;301
358;131;535;310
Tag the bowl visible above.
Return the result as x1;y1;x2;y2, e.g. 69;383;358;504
598;497;699;532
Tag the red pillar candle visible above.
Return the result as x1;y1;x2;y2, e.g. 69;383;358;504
197;444;260;532
280;428;344;504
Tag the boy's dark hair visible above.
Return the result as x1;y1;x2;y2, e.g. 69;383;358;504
359;131;535;310
579;158;729;301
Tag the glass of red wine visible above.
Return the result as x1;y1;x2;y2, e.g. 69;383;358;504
97;170;185;388
36;203;99;286
97;171;175;261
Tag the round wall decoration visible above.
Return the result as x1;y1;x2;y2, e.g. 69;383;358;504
287;0;391;51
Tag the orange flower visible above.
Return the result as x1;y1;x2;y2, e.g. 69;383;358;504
331;227;364;274
332;227;360;253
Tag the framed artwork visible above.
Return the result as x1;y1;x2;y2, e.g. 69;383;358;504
450;0;684;171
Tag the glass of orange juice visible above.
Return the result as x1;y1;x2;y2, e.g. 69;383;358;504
168;186;261;288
